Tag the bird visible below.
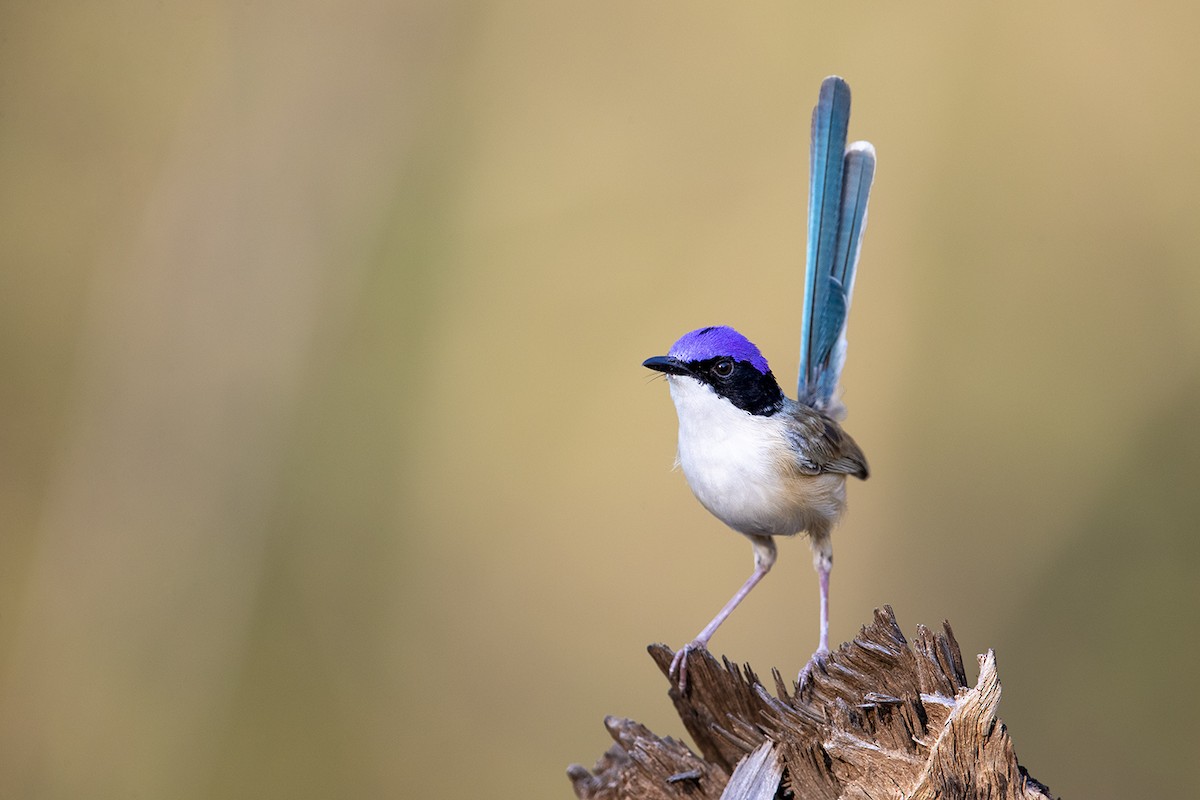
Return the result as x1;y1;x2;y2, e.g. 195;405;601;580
642;75;875;690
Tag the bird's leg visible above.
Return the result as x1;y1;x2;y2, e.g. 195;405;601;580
818;551;831;653
798;533;833;688
671;535;776;691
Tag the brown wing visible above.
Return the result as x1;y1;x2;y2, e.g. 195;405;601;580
782;403;869;479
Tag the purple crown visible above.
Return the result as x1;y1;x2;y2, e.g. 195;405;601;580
668;326;771;375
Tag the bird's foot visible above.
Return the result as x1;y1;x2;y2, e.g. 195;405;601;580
797;646;830;690
669;639;709;693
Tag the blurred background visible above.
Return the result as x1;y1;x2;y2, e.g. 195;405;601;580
2;1;1198;797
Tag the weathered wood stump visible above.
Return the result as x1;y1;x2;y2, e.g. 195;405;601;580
568;606;1054;799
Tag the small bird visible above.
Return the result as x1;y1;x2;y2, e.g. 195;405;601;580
643;76;875;689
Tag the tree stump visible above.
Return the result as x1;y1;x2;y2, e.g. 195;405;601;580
568;606;1054;799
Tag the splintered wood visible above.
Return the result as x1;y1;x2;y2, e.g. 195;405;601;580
568;606;1054;800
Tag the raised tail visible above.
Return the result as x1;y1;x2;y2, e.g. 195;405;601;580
798;76;876;416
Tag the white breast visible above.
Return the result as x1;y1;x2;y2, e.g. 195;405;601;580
667;375;845;538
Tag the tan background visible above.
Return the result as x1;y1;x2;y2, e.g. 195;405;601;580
3;2;1198;798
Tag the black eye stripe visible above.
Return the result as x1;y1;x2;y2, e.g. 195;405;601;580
683;357;784;416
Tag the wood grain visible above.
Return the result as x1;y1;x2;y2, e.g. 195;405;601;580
568;607;1054;800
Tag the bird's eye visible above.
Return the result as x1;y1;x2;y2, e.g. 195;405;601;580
712;359;734;378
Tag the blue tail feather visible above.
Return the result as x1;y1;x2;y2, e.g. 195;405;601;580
798;77;875;413
834;142;876;291
800;78;850;402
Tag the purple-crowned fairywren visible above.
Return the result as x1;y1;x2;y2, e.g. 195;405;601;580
644;76;875;690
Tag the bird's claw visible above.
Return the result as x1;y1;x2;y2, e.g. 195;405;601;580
669;640;708;693
797;647;830;690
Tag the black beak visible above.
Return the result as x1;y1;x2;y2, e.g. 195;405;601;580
642;355;690;376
